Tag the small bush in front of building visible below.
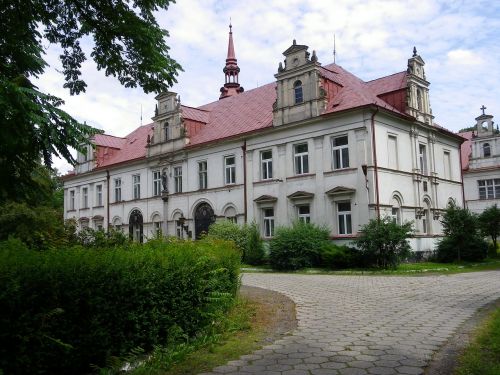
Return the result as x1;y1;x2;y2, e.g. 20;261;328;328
437;203;488;262
0;237;240;375
321;243;362;269
208;220;265;265
74;226;129;248
354;217;413;269
269;221;330;270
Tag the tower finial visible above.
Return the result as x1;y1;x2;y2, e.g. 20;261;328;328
413;46;417;57
481;105;487;115
229;17;232;32
220;22;243;99
333;34;336;64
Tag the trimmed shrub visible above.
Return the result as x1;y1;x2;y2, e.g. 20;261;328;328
321;243;362;269
74;226;129;248
208;220;265;265
0;238;240;374
354;218;413;269
269;221;329;270
437;203;488;262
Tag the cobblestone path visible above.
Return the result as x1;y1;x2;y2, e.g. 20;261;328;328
202;271;500;375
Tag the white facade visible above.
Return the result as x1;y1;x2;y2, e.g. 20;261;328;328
63;39;464;252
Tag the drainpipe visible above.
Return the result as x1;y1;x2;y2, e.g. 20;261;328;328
459;143;466;208
370;107;381;220
106;170;110;230
241;140;248;223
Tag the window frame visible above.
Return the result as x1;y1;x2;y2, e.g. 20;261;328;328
337;201;352;235
153;170;161;196
332;135;349;170
294;80;303;104
198;161;208;190
114;178;122;202
297;205;311;223
419;144;428;175
174;166;183;193
260;150;273;180
263;207;275;238
164;122;170;141
82;187;88;208
293;143;309;175
483;143;491;157
224;155;236;185
478;179;500;200
133;174;141;200
96;184;103;206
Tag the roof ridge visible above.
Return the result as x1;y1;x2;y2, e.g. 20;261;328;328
366;70;406;83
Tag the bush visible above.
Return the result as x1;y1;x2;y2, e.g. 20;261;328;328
0;238;240;375
74;226;129;248
208;220;265;265
321;243;362;269
437;203;488;262
354;218;413;269
269;221;330;270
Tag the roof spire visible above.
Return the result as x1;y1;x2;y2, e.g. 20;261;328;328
220;22;244;99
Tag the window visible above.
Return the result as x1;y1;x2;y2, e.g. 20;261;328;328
224;206;237;223
261;150;273;180
419;144;427;175
154;222;161;236
176;220;183;238
294;143;309;175
114;178;122;202
133;174;141;199
332;136;349;169
153;171;161;196
417;88;423;111
391;207;400;224
198;161;207;190
443;151;451;179
164;122;170;141
95;220;104;231
483;143;491;157
224;156;236;184
387;135;398;169
96;185;103;206
423;181;428;192
263;208;275;238
294;80;303;104
478;179;500;199
69;190;75;210
337;201;352;235
422;209;429;233
297;205;311;223
82;187;88;208
174;166;182;193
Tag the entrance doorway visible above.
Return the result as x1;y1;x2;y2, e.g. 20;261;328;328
194;203;215;239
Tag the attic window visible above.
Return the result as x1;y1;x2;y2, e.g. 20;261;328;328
483;143;491;157
294;80;303;104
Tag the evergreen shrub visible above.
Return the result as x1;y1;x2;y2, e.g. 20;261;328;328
269;221;329;270
321;243;362;269
0;237;240;374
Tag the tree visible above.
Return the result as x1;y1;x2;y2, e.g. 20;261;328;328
479;204;500;253
354;217;413;269
437;203;487;262
0;0;182;202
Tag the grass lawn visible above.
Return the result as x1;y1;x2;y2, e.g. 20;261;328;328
241;258;500;275
455;307;500;375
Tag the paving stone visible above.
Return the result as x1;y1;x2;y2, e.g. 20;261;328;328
395;366;424;374
367;367;397;375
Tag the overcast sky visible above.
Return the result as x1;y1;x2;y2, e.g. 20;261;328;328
37;0;500;173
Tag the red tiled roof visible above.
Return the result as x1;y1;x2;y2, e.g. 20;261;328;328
92;134;126;149
181;105;210;123
459;131;473;170
366;71;407;95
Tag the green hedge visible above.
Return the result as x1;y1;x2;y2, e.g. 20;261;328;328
0;238;240;374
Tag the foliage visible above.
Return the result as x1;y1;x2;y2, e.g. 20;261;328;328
208;221;265;265
0;237;240;375
269;221;330;270
0;0;182;203
354;217;413;269
456;307;500;375
437;203;488;262
479;204;500;253
321;244;362;269
74;227;129;248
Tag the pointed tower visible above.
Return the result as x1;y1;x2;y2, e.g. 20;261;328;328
406;47;433;125
219;23;244;99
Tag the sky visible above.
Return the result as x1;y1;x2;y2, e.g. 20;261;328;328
37;0;500;173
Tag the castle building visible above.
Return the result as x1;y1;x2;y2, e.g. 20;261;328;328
63;26;464;252
460;108;500;213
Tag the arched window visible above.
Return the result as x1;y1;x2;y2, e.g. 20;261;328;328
483;143;491;157
164;122;169;141
224;206;237;223
294;80;303;104
391;196;402;225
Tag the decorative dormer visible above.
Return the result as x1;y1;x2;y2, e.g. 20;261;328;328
406;47;433;125
475;105;495;137
219;23;244;99
273;40;325;126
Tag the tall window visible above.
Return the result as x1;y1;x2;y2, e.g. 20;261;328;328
153;171;161;196
176;220;183;238
263;208;275;238
133;174;141;199
114;178;122;202
483;143;491;157
391;207;400;224
422;209;428;233
297;205;311;223
198;161;207;190
96;185;103;206
478;179;500;199
69;190;75;210
294;80;303;104
337;201;352;235
417;88;423;111
419;144;427;175
164;122;170;141
174;166;182;193
443;151;451;179
294;143;309;175
82;187;88;208
332;136;349;169
261;150;273;180
224;155;236;184
388;135;398;169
